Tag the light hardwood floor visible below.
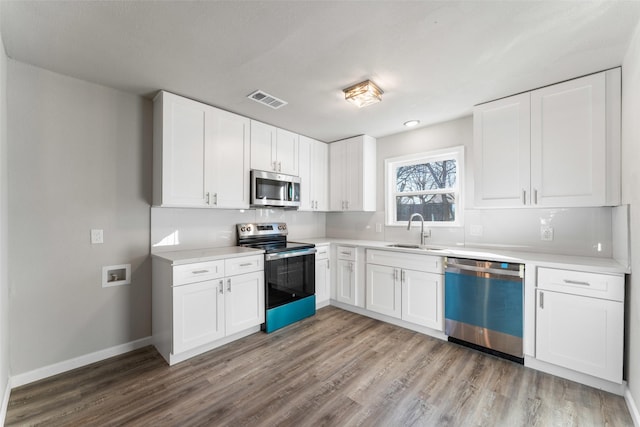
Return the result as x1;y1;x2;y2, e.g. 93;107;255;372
6;306;633;426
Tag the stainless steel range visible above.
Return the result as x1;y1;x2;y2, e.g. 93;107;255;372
237;222;316;333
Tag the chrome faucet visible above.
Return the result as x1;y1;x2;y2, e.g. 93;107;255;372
407;213;430;246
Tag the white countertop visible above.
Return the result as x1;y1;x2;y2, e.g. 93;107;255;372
152;246;264;266
296;238;630;275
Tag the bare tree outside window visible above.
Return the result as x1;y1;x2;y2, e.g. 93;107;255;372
395;160;457;222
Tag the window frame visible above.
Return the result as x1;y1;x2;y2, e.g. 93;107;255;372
384;146;464;227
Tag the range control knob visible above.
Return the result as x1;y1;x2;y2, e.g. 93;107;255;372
240;226;246;232
247;226;252;232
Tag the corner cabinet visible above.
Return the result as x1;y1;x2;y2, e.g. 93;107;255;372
152;254;264;365
365;249;444;331
535;267;624;383
250;120;299;176
473;68;621;208
334;245;365;307
298;135;328;211
315;244;331;308
153;91;250;208
329;135;376;211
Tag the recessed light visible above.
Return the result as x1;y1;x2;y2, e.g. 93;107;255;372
404;120;420;127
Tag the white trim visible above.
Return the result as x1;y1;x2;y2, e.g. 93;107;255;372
524;356;626;396
626;387;640;427
0;378;10;426
11;336;152;388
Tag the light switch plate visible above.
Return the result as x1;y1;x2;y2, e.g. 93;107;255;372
91;229;104;244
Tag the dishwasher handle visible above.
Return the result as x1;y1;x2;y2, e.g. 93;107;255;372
446;258;524;278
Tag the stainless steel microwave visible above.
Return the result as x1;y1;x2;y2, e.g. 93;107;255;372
250;170;301;208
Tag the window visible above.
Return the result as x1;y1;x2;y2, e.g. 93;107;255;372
385;146;464;226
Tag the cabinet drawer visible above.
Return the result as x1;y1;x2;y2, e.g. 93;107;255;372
315;244;329;260
225;255;264;276
174;260;225;286
537;267;624;301
337;246;355;261
366;249;443;274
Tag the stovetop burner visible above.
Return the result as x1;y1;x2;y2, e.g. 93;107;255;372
236;222;314;253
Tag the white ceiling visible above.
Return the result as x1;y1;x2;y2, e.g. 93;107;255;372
1;1;640;142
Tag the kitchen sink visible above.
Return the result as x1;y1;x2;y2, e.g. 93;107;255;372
386;243;445;251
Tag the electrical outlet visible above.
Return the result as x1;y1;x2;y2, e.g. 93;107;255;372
91;229;104;244
375;223;382;233
540;226;554;241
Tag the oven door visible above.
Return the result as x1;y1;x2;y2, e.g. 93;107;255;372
264;248;316;309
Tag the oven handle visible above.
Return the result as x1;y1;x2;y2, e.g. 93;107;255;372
265;248;317;261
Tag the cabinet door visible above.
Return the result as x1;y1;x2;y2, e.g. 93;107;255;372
250;120;276;172
276;128;299;175
298;136;313;211
225;272;265;336
312;140;329;211
173;279;225;354
473;93;531;207
329;141;346;211
402;270;443;331
315;258;330;307
536;289;623;383
336;259;355;305
530;73;606;207
160;94;209;207
366;264;401;318
209;109;250;208
345;137;363;211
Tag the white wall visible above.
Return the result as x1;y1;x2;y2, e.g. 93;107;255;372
0;4;10;422
621;19;640;418
327;116;615;257
7;61;152;376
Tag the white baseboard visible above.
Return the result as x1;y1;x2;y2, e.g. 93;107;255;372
0;378;10;426
11;336;153;389
626;387;640;427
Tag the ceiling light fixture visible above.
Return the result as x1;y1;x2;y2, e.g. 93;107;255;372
343;79;383;108
404;120;420;128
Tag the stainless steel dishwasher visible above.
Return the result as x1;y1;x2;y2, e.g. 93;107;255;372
444;257;525;363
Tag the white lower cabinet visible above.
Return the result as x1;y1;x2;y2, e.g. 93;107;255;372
334;245;364;307
173;279;225;354
153;254;264;365
365;249;444;331
315;244;331;308
535;267;624;383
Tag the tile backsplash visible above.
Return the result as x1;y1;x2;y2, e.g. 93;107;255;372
152;205;626;260
151;207;326;253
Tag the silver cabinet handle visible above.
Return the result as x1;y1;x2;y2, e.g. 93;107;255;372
227;278;232;292
213;193;218;206
218;280;224;294
326;259;330;269
206;192;211;205
272;161;277;171
539;291;544;309
563;279;591;286
401;270;405;283
192;270;209;274
522;189;526;205
346;200;349;210
534;189;538;204
239;262;253;267
394;269;398;281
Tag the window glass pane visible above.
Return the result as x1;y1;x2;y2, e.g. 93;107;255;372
396;160;457;192
396;194;456;222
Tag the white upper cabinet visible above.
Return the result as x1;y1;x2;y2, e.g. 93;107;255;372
298;135;328;211
474;93;531;207
473;68;621;208
250;120;299;176
329;135;376;212
153;91;250;208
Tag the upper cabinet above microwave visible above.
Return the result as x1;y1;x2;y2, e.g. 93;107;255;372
153;91;250;209
473;68;621;208
250;120;299;176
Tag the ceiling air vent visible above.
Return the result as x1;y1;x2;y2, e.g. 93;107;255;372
247;90;288;109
